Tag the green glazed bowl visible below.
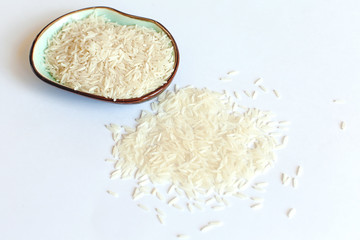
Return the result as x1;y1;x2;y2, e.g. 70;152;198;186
29;6;179;104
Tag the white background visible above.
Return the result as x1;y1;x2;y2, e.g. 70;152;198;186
1;0;360;239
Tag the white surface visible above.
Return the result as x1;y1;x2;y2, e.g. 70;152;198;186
1;0;360;239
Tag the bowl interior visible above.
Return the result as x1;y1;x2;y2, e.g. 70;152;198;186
31;7;177;102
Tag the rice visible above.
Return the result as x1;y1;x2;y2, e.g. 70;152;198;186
243;90;251;97
156;191;164;201
273;89;281;98
157;214;165;224
155;208;165;216
296;166;303;176
227;70;239;76
340;121;346;130
200;222;222;232
281;173;290;186
176;234;190;239
205;198;216;205
168;196;179;205
233;192;248;199
287;208;296;218
44;13;175;100
251;91;258;99
137;204;149;211
254;78;263;85
172;203;184;210
253;182;268;188
250;203;263;209
250;196;264;202
333;99;346;104
187;203;194;213
211;205;225;211
258;85;268;92
110;86;283;197
219;77;232;81
107;190;119;198
292;178;298;188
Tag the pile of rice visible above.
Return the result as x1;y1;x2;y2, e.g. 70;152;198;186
44;14;175;100
109;86;284;197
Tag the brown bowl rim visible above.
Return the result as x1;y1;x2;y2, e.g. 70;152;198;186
29;6;180;104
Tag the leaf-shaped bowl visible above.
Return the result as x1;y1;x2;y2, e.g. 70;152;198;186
29;6;179;104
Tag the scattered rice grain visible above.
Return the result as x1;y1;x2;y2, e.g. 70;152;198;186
258;85;268;92
333;99;346;104
340;121;346;130
172;203;184;210
250;203;263;209
219;77;232;82
287;208;296;219
227;70;239;76
234;91;241;99
253;182;269;188
254;78;263;85
296;166;303;176
168;196;179;205
177;234;190;239
137;204;149;211
251;91;258;99
156;191;164;201
292;178;298;188
157;214;165;224
273;89;281;98
107;190;119;198
250;196;264;202
233;192;248;199
243;90;251;97
211;205;225;211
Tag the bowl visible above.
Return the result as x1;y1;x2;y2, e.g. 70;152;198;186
29;6;179;104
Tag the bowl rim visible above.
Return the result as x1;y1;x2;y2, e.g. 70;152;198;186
29;6;180;104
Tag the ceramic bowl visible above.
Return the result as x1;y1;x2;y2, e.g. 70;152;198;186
29;6;179;104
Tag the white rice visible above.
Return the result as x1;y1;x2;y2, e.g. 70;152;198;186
250;203;263;209
211;205;225;211
168;196;179;205
281;173;291;186
157;214;165;224
44;14;175;100
137;204;149;211
340;121;346;130
254;78;263;85
243;90;251;97
110;87;283;197
187;203;194;213
250;196;264;202
234;91;241;99
251;91;258;99
227;70;239;76
156;191;165;201
296;166;303;176
172;203;184;210
176;234;190;239
107;190;119;198
292;178;298;188
258;85;268;92
287;208;296;219
233;192;248;199
273;89;281;98
333;99;346;104
219;77;232;81
200;221;222;232
155;208;165;216
253;182;268;188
